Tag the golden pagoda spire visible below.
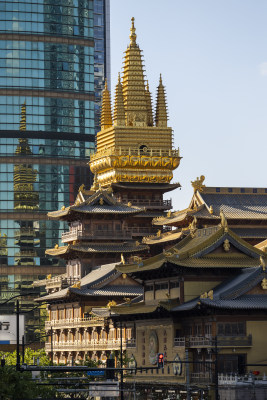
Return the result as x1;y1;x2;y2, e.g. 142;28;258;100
155;74;168;127
122;18;148;127
100;79;113;130
145;81;153;126
20;101;26;131
129;16;137;46
113;73;125;126
15;102;31;155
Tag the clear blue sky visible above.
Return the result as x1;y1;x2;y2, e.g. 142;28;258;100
110;1;267;210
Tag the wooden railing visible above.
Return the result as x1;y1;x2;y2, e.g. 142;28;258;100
45;316;104;329
45;338;136;352
173;335;252;348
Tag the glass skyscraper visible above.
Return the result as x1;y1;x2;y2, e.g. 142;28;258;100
0;0;110;340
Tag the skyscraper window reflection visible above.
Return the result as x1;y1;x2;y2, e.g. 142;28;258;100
0;0;110;341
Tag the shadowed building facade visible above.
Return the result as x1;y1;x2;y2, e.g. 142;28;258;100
0;0;110;341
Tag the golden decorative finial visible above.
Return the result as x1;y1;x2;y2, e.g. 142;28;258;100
145;80;153;126
20;101;27;131
223;239;230;252
209;205;213;214
100;79;113;130
220;210;228;232
207;290;213;300
157;230;161;238
72;281;81;289
122;273;127;279
261;278;267;289
190;216;197;238
123;297;131;304
114;72;125;126
79;183;85;193
155;74;168;127
61;205;65;210
130;17;137;45
99;198;104;205
260;256;266;271
46;274;51;280
107;300;117;308
54;244;59;249
121;253;125;264
191;175;205;193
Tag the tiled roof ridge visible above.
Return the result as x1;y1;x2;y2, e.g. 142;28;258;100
200;186;267;194
220;268;264;300
90;271;121;289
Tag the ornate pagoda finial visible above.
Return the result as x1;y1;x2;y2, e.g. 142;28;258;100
145;81;153;126
100;79;113;130
155;74;168;127
130;17;137;46
114;72;125;126
220;209;228;232
20;101;26;131
122;18;148;126
191;175;205;193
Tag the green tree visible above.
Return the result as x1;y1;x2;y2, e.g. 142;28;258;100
0;348;50;366
0;365;55;400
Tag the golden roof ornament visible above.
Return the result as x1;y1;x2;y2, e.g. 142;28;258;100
209;205;213;214
99;197;104;205
54;244;59;249
220;210;228;232
155;74;168;127
223;239;230;252
129;17;137;46
46;274;51;280
121;253;125;264
190;216;197;238
100;79;113;130
107;300;117;308
261;278;267;289
72;281;81;289
260;256;266;271
79;183;85;193
191;175;205;193
114;73;125;126
145;81;154;126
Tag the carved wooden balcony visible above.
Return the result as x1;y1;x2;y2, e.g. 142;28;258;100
45;316;105;330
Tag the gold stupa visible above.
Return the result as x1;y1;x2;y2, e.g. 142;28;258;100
90;18;181;188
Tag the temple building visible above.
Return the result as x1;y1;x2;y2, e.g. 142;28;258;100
39;17;182;365
110;216;267;397
89;17;181;237
36;262;142;365
152;176;267;246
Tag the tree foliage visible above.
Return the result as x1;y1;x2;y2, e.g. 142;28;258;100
0;365;55;400
0;348;50;366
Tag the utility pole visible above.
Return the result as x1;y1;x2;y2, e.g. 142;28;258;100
186;348;190;400
214;336;219;400
22;335;25;364
50;326;53;365
120;319;124;400
16;300;20;371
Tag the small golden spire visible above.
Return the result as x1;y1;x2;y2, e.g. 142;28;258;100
122;18;148;126
130;17;137;46
145;81;153;126
114;73;125;126
20;101;26;131
155;74;168;127
100;79;113;130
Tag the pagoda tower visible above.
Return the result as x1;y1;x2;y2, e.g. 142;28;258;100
13;103;39;266
90;18;181;236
